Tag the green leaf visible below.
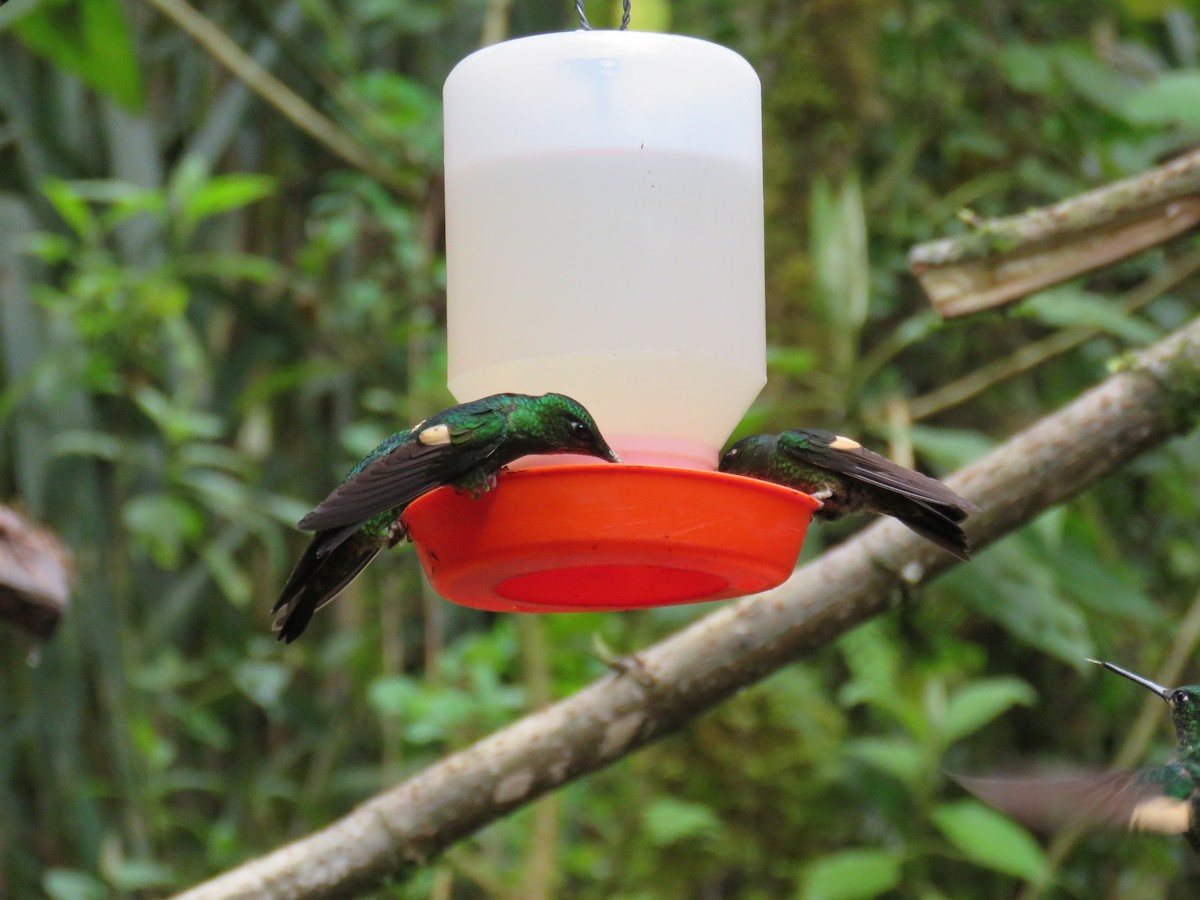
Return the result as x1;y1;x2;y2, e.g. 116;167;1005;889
1053;523;1162;622
998;42;1056;95
837;620;920;732
942;678;1036;745
801;849;903;900
179;252;285;285
1122;70;1200;128
908;425;994;470
1054;46;1135;117
42;869;108;900
201;539;253;607
50;429;130;462
641;797;723;847
368;677;484;745
941;534;1094;664
932;800;1048;882
106;859;175;892
843;736;926;786
368;675;418;718
11;0;144;111
122;494;204;568
1017;286;1161;344
233;661;292;709
134;387;224;443
180;705;232;750
183;173;277;224
810;174;869;363
768;345;818;377
41;178;96;241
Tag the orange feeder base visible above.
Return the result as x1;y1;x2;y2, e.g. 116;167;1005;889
401;464;819;612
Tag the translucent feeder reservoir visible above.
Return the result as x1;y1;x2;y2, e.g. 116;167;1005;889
443;30;765;470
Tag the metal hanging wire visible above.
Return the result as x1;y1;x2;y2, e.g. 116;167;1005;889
576;0;631;31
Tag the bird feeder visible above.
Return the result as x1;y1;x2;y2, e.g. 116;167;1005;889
402;26;817;611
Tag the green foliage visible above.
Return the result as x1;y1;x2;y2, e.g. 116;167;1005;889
1017;285;1163;344
7;0;144;112
3;0;1200;897
930;801;1047;882
1122;71;1200;128
800;849;903;900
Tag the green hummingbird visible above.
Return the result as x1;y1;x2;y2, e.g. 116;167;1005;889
718;429;977;560
955;659;1200;853
272;392;619;642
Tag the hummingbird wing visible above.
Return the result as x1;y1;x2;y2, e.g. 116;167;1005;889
778;429;977;559
296;408;508;534
951;769;1194;836
778;430;975;518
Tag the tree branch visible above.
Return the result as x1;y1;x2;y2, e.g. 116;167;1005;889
175;317;1200;900
910;147;1200;316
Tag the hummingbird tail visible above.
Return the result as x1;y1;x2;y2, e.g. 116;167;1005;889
273;533;382;643
884;499;973;560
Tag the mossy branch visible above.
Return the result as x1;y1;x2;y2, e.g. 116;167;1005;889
910;148;1200;316
174;316;1200;900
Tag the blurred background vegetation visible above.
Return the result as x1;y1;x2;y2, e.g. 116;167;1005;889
2;0;1200;897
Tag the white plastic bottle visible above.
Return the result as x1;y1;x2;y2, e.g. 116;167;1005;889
443;30;765;469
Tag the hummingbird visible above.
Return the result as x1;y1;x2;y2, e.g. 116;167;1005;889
718;429;977;560
272;392;619;642
955;659;1200;853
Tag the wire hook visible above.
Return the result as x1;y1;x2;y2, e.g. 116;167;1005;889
576;0;631;31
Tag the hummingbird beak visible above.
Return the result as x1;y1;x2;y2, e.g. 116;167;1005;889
1087;659;1173;700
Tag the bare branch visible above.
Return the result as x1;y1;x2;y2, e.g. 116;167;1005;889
175;317;1200;900
910;147;1200;316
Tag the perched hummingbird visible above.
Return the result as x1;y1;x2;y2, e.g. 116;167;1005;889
955;659;1200;853
718;429;977;560
272;392;619;642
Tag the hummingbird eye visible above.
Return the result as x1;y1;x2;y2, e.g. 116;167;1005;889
1173;689;1192;706
567;418;587;435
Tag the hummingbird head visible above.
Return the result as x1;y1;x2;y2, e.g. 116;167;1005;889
1089;659;1200;753
718;434;777;475
526;393;620;463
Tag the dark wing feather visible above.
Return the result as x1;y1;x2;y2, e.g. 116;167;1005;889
297;440;486;532
781;430;976;518
951;770;1190;835
298;406;509;533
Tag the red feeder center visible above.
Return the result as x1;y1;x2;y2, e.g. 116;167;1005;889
401;464;819;612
